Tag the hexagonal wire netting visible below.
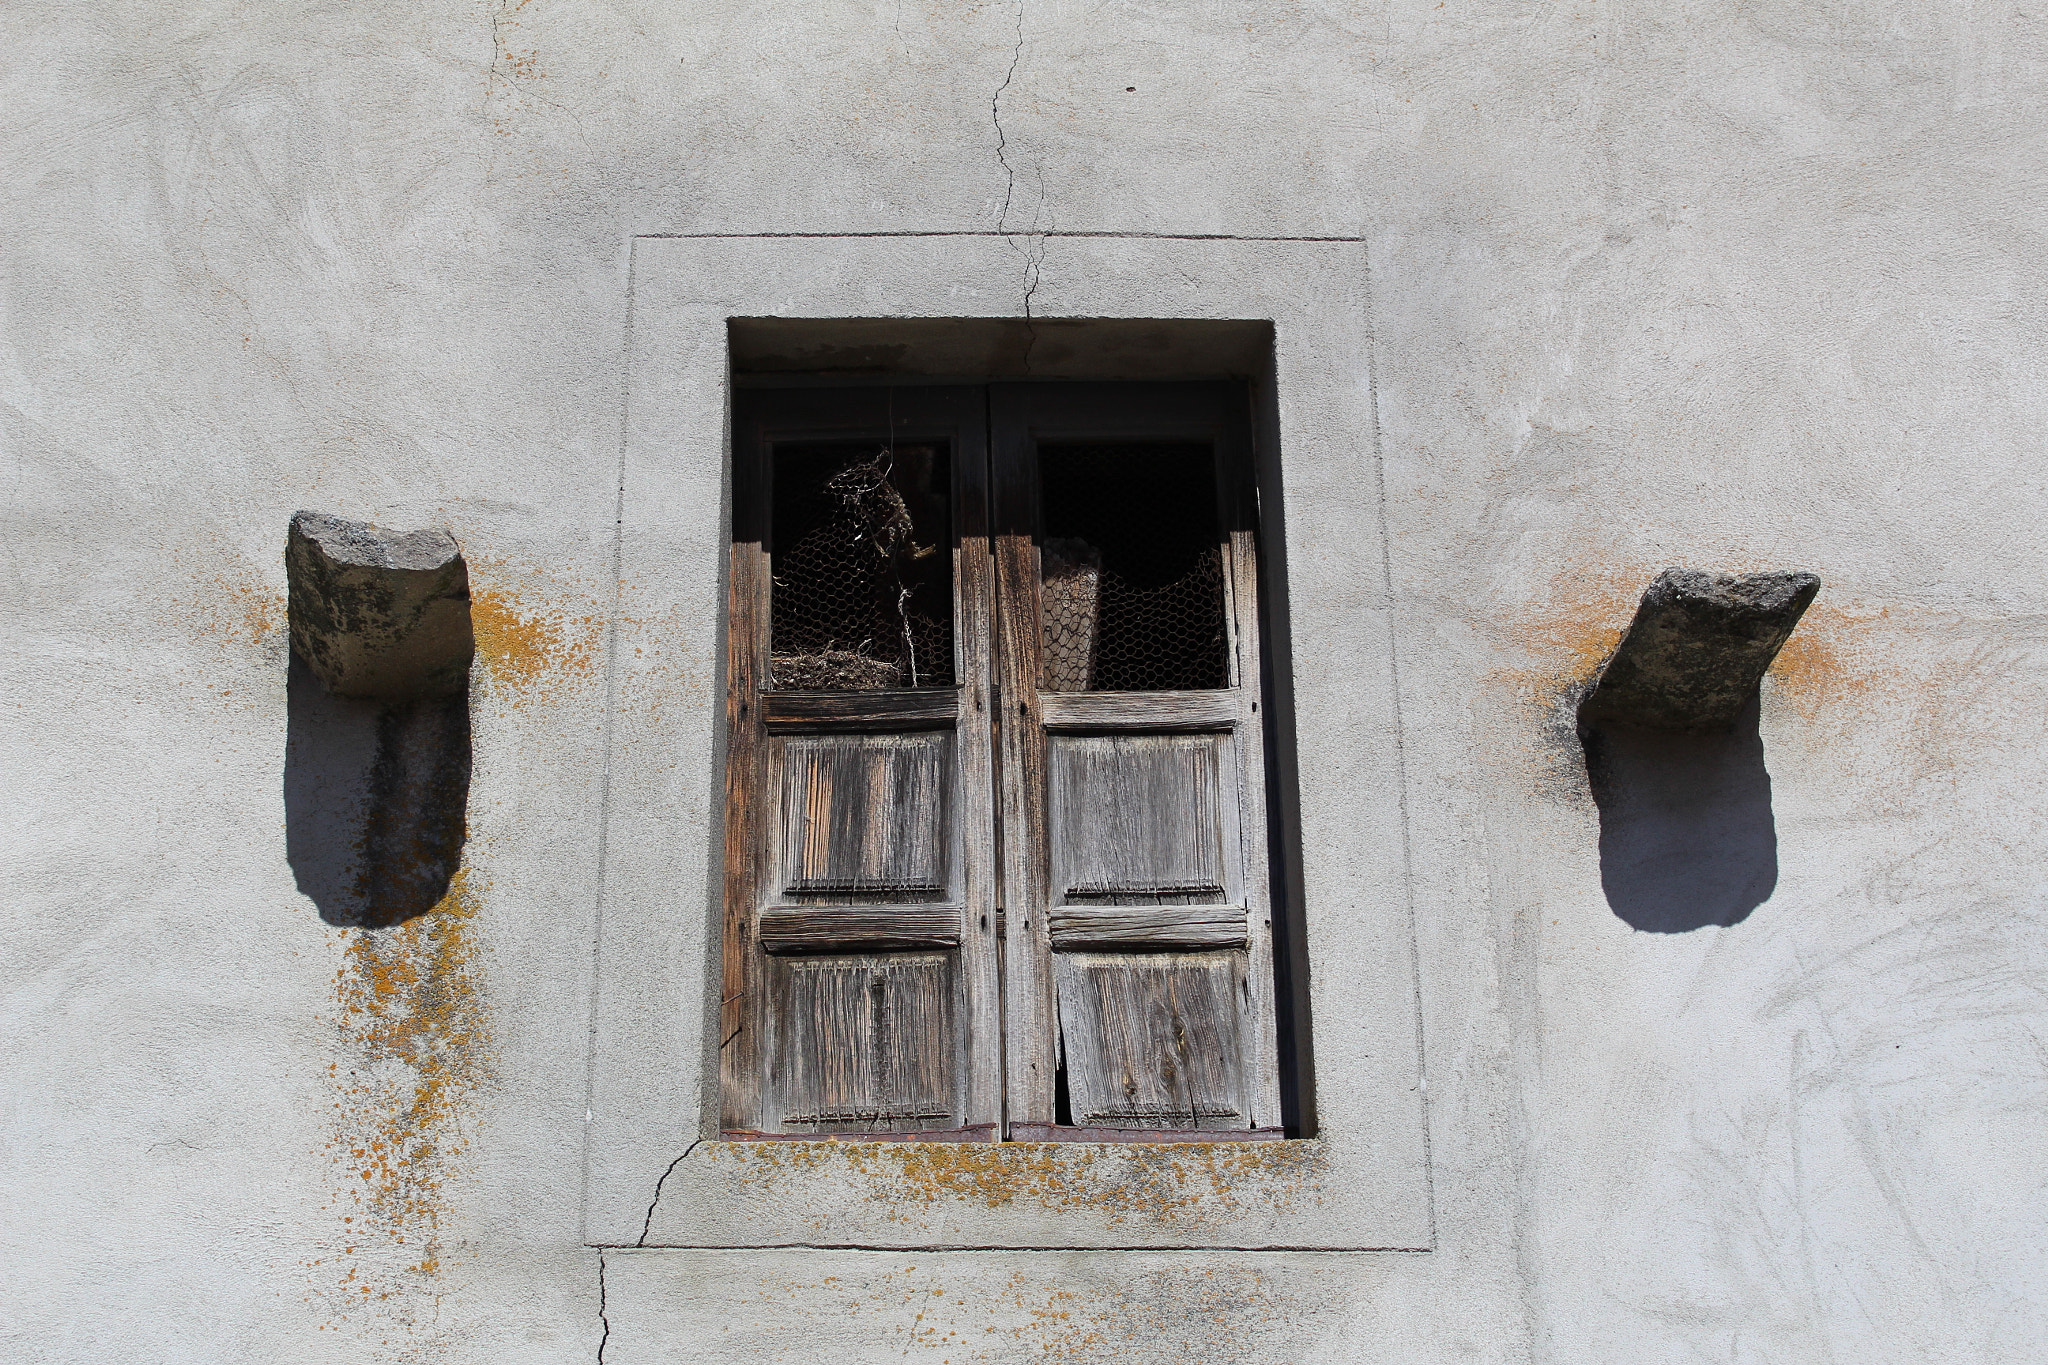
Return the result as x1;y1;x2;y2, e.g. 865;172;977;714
768;438;1226;694
1037;441;1228;692
769;441;955;690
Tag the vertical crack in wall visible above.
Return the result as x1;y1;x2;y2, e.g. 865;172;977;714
991;0;1047;355
639;1140;700;1245
596;1250;612;1363
991;0;1024;235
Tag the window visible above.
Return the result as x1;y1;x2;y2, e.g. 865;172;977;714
721;381;1284;1141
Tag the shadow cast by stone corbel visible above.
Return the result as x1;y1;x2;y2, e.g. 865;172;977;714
1578;569;1819;933
282;512;475;928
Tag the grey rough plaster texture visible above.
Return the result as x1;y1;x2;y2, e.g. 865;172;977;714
0;2;2041;1364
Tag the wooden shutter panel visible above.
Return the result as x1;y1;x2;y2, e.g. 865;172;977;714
723;388;1000;1140
992;383;1282;1141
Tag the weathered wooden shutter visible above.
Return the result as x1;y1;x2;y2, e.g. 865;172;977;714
991;383;1282;1141
722;388;1000;1139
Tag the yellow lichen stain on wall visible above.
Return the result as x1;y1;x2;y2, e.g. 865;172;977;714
1479;561;1901;798
1494;562;1893;735
219;574;284;649
1758;598;2027;799
308;869;492;1345
163;542;290;696
484;0;561;140
995;1265;1297;1365
469;585;600;703
1764;600;1894;722
1496;562;1647;701
702;1138;1328;1232
1488;566;2017;814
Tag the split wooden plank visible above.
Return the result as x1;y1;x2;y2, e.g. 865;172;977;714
763;689;960;730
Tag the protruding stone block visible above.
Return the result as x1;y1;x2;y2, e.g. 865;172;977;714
1579;569;1820;733
286;511;474;700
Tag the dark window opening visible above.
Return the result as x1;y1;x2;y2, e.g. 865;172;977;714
1037;442;1228;692
770;440;955;690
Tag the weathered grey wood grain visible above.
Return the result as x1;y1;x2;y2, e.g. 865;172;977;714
764;956;958;1134
725;1124;1000;1143
1047;905;1247;950
1053;952;1250;1132
950;418;1004;1132
1007;1122;1282;1143
1048;734;1227;904
1038;689;1236;732
735;382;1283;1142
720;409;773;1133
727;388;1000;1138
758;904;963;953
991;383;1283;1140
990;387;1059;1128
777;733;951;897
762;690;959;730
1220;507;1283;1131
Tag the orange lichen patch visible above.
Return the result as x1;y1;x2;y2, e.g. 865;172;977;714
218;575;284;648
702;1138;1328;1230
1757;598;2023;802
1481;560;1652;799
311;869;492;1333
1765;600;1893;721
469;587;600;699
998;1266;1295;1364
483;0;560;139
1482;564;1914;799
1492;560;1647;703
162;540;289;662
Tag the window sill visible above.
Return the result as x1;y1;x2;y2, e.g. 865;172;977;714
632;1136;1416;1252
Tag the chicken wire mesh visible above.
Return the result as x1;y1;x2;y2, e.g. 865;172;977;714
1037;441;1228;692
770;442;954;690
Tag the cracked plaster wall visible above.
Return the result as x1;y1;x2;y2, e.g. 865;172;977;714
3;2;2046;1362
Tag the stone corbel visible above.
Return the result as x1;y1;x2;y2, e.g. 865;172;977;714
1579;568;1820;733
285;511;474;700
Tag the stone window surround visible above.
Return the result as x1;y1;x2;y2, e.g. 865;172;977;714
585;233;1429;1251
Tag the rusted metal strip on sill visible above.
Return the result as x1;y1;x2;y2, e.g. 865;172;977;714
722;1124;999;1143
758;904;963;953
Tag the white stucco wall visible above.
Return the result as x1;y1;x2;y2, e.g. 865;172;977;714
4;3;2045;1362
